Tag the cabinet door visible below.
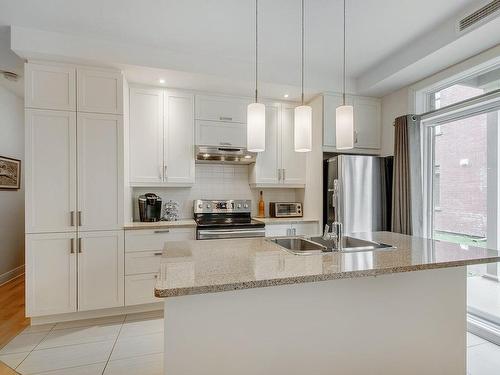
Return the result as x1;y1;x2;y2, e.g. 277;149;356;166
164;91;195;184
196;120;247;147
129;88;164;184
250;104;280;184
322;94;343;148
350;96;381;150
26;233;77;317
77;113;123;231
77;231;124;311
77;68;123;114
25;110;77;233
125;274;162;306
280;105;306;186
25;63;76;111
195;95;249;123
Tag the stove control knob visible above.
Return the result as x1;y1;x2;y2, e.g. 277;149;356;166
206;204;211;209
244;204;249;209
198;203;203;209
237;204;241;208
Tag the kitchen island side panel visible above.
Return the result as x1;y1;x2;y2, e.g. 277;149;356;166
164;266;466;375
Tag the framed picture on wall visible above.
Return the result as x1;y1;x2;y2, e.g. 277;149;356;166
0;156;21;190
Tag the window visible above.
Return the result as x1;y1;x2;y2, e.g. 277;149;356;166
429;65;500;111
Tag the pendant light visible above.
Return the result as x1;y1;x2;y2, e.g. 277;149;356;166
247;0;266;152
335;0;354;150
294;0;312;153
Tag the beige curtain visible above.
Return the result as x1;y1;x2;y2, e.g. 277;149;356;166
392;115;412;235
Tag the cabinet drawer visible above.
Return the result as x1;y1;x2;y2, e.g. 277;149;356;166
125;274;162;306
195;95;249;123
126;251;163;275
125;228;195;252
196;120;246;147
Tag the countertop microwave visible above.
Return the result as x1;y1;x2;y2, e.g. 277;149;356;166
269;202;303;218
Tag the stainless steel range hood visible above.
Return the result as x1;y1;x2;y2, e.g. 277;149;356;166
195;145;257;165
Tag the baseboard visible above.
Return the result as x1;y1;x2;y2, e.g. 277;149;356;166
30;302;163;325
467;313;500;346
0;265;25;286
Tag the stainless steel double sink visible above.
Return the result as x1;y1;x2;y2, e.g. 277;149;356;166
268;236;393;255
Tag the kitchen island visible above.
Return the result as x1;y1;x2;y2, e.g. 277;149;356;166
155;232;500;375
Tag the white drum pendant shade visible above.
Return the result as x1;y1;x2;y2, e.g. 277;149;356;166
247;102;266;152
294;105;312;152
335;104;354;150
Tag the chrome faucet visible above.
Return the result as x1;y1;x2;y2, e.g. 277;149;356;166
322;222;343;250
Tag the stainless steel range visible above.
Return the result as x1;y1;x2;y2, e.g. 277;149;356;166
194;199;265;240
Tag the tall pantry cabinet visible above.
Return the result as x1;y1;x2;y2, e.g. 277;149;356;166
25;62;125;317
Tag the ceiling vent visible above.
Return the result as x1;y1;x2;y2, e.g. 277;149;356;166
458;0;500;32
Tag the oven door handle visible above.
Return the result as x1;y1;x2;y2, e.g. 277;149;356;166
198;229;264;235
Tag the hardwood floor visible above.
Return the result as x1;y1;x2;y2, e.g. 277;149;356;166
0;276;28;374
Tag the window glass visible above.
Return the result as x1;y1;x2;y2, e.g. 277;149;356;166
430;66;500;110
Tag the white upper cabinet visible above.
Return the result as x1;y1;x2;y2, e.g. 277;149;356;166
250;103;306;188
164;91;195;184
195;95;249;123
77;68;123;114
77;231;124;311
26;233;77;317
280;104;306;186
77;113;123;231
196;120;247;147
25;109;77;233
323;94;343;149
129;86;195;186
129;87;164;184
249;104;280;184
350;96;381;150
25;63;76;111
323;94;381;153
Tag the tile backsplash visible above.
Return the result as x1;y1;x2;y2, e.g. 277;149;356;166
130;164;300;220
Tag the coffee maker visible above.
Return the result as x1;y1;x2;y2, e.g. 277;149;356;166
138;193;162;222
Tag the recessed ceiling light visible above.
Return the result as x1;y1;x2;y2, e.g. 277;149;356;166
283;94;289;98
159;78;166;84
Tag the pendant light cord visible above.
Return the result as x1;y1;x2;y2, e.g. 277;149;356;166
255;0;258;103
342;0;346;105
301;0;305;105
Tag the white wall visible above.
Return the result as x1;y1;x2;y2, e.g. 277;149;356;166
380;87;410;156
0;84;25;283
129;164;300;221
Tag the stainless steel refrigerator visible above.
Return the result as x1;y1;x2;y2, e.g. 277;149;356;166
324;155;393;235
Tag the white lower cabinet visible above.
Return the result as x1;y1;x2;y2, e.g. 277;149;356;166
264;222;319;237
125;274;161;306
77;231;124;311
26;233;77;317
26;231;124;317
124;227;195;306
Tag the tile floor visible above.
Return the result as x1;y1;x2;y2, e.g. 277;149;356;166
1;310;499;375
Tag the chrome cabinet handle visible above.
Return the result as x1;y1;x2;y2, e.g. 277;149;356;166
78;211;82;226
278;169;282;181
219;116;232;121
154;252;163;256
154;229;170;233
78;238;82;253
70;211;75;226
354;130;358;144
164;165;167;177
70;238;75;254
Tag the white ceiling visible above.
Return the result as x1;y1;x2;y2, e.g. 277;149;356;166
1;0;498;98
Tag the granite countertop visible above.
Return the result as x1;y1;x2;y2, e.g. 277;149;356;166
253;217;319;224
123;219;197;230
154;232;500;298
